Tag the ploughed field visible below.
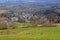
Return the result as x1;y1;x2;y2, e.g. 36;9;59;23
0;27;60;40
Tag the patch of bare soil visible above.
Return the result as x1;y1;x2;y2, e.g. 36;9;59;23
6;29;17;35
37;23;59;27
24;23;59;28
53;23;60;26
0;29;32;35
0;29;17;35
17;31;32;35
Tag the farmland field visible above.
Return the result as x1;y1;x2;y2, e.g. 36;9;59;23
0;27;60;40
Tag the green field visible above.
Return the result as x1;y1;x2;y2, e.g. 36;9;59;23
0;27;60;40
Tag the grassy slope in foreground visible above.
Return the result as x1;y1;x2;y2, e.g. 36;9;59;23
0;27;60;40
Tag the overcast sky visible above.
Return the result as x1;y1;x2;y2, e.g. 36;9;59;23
0;0;60;3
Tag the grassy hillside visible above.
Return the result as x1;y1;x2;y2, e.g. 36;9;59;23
0;27;60;40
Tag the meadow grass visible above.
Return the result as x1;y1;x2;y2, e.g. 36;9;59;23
0;10;9;14
0;27;60;40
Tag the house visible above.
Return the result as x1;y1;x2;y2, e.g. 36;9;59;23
11;17;18;22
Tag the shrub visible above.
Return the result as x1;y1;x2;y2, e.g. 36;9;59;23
0;23;8;30
0;22;17;30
